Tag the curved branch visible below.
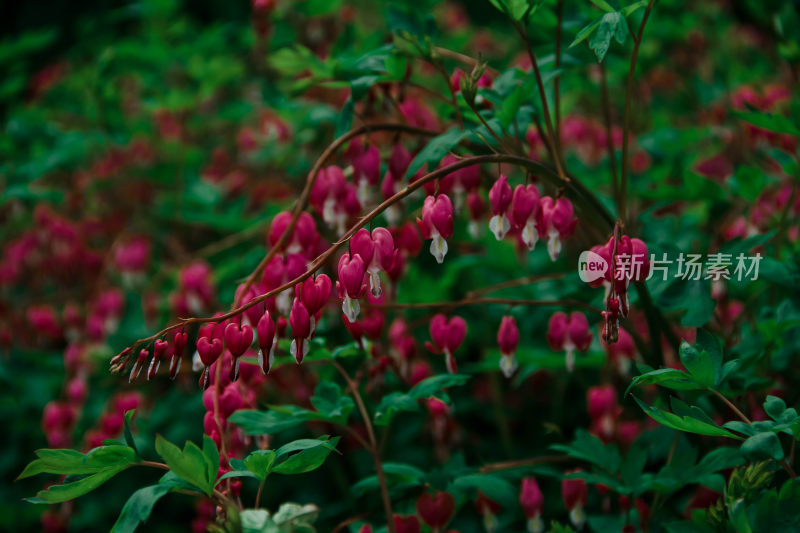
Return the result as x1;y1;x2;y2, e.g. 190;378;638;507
112;153;611;371
236;123;439;305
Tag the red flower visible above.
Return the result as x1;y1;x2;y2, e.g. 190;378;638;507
416;490;455;529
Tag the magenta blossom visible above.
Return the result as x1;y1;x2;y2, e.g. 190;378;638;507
417;194;454;264
497;315;520;378
520;477;544;533
426;314;467;374
488;174;513;240
336;253;368;322
350;227;396;297
537;196;577;261
510;184;541;250
546;312;593;372
257;310;277;374
289;298;311;363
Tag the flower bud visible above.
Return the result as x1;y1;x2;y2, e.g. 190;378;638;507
520;477;544;533
497;316;520;378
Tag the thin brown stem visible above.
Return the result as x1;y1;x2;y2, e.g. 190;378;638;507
514;21;567;180
467;101;517;155
433;46;500;76
600;64;619;204
466;273;566;298
554;0;564;152
480;455;571;474
112;153;613;371
709;388;751;424
368;297;602;314
255;479;265;508
620;0;655;224
236;123;438;305
332;361;396;533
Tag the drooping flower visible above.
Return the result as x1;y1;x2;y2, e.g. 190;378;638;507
488;174;513;240
417;194;454;264
148;339;169;380
475;491;501;533
393;514;421;533
520;477;544;533
510;184;541;250
350;228;396;297
298;273;332;323
256;310;277;374
537;196;577;261
289;298;311;363
546;312;593;372
352;144;381;205
336;253;368;322
587;385;621;443
170;330;187;379
224;321;254;380
416;490;455;530
426;314;467;374
497;315;520;378
562;473;587;530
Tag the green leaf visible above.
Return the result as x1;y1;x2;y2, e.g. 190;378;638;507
242;450;277;481
452;473;517;508
764;396;788;421
679;342;715;387
741;432;785;461
123;410;139;457
230;406;323;435
202;435;220;490
405;129;467;179
111;473;185;533
351;462;425;498
551;429;622;473
310;382;354;423
18;445;136;480
271;437;340;475
621;0;648;16
590;0;616;12
626;367;704;395
732;111;800;136
335;97;354;137
633;397;739;438
569;18;603;48
30;465;131;504
589;12;629;62
373;374;470;426
155;435;215;496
